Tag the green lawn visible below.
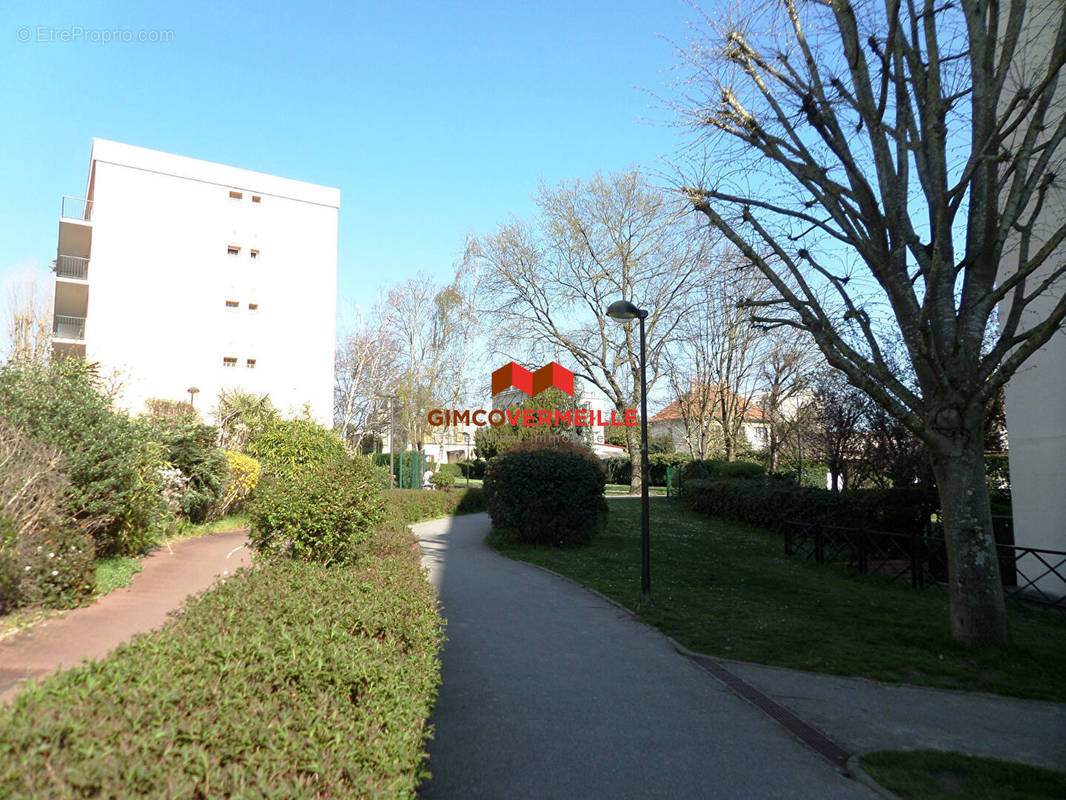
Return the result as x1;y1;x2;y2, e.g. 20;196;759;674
487;497;1066;701
94;556;143;596
860;751;1066;800
605;483;668;496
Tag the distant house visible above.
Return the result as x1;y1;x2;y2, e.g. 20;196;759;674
649;386;770;455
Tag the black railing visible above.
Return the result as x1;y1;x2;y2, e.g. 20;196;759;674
783;521;1066;609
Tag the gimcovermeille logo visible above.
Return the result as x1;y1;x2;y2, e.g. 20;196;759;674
427;361;638;429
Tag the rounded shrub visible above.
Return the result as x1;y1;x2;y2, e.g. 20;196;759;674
484;438;607;546
429;471;455;491
247;457;385;565
3;515;96;609
245;418;348;480
215;450;261;516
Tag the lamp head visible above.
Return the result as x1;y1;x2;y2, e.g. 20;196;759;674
606;300;648;321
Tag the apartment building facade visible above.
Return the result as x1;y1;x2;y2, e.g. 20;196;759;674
52;139;339;425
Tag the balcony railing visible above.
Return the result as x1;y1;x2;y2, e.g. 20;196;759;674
60;196;93;221
53;315;86;340
55;255;89;280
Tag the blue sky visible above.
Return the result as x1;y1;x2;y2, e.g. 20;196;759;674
0;0;701;315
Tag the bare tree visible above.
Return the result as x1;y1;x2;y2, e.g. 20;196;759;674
4;270;52;364
665;249;776;460
676;0;1066;648
334;299;400;451
757;329;822;472
479;170;709;492
388;271;475;452
809;370;870;491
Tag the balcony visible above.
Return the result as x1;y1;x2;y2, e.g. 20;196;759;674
61;196;93;221
58;197;93;261
55;254;89;280
53;315;86;341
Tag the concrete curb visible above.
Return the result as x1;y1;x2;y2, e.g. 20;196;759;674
845;755;904;800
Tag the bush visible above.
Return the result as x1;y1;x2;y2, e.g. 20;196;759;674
10;518;95;609
680;458;765;484
458;459;487;479
0;549;442;798
0;421;74;541
485;441;607;546
0;359;167;556
382;488;487;525
429;471;455;490
602;452;691;487
682;479;935;535
0;422;97;611
245;417;348;480
247;457;385;564
437;463;462;481
215;451;261;516
142;417;228;523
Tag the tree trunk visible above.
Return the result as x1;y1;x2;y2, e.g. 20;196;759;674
626;423;642;494
929;438;1010;649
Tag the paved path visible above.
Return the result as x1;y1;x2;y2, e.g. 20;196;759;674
723;659;1066;772
0;530;251;704
415;513;876;799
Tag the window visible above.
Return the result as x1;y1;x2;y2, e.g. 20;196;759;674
227;246;240;256
229;191;243;200
251;195;261;204
249;249;259;259
246;358;257;369
225;300;239;309
248;303;259;311
223;357;237;368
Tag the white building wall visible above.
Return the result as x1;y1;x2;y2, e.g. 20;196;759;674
996;7;1066;586
71;139;337;425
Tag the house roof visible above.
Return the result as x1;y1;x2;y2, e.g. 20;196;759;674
650;386;768;423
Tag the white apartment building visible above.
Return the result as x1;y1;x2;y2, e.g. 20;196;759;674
52;139;338;425
996;6;1066;595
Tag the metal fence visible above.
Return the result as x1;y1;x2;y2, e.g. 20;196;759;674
53;315;86;340
783;520;1066;609
55;255;89;280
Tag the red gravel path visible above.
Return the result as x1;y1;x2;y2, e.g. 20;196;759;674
0;530;251;704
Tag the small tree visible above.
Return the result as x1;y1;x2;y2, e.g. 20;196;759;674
479;170;710;492
676;0;1066;648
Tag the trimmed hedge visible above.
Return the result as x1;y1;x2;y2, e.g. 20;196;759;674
682;479;935;535
247;457;385;565
680;459;765;484
0;530;442;798
383;488;487;524
602;452;691;487
485;443;607;546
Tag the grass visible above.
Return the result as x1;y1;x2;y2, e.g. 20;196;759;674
605;483;668;496
487;497;1066;701
94;555;142;596
859;751;1066;800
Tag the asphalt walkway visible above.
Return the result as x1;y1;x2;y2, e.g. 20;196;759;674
0;530;251;704
415;512;877;799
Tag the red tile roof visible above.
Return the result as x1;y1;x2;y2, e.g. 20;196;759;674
650;387;767;423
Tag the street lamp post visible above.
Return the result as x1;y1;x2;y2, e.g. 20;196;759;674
376;394;397;488
187;386;199;409
606;300;651;603
462;432;472;488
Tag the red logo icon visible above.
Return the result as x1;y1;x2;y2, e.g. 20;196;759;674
491;361;574;397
